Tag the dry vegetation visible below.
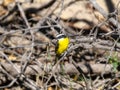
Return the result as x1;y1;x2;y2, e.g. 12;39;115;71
0;0;120;90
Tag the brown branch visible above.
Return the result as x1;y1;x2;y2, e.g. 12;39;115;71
89;0;120;29
70;37;120;52
0;62;113;77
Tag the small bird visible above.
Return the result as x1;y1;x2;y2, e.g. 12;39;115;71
55;34;70;57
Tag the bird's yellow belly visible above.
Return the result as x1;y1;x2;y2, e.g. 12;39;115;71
57;37;69;55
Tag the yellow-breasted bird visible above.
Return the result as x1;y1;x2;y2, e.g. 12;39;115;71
55;34;70;57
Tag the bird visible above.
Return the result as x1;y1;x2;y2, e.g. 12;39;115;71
55;34;70;57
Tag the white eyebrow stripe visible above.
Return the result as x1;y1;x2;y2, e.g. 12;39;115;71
56;34;65;39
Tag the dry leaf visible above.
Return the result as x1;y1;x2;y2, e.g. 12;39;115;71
8;54;17;61
2;0;15;7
